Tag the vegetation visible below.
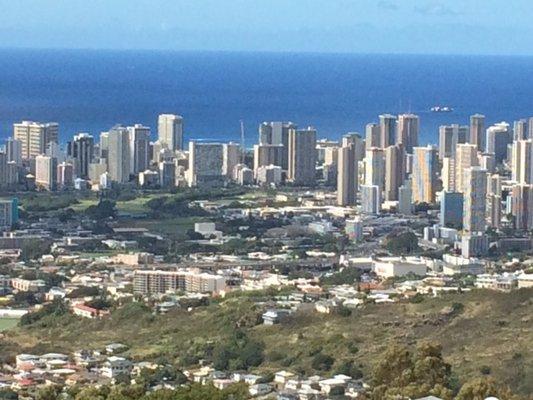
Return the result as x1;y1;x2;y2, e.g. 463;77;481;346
1;289;530;396
384;230;420;254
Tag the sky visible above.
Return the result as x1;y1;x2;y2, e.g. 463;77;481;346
0;0;532;55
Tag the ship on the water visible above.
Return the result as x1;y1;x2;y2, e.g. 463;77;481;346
430;106;454;112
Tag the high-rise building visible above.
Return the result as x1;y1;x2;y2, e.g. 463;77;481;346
258;122;296;170
99;131;109;161
288;127;317;185
13;121;59;159
487;174;502;197
463;167;487;232
128;124;150;174
486;122;511;163
479;152;495;173
0;198;18;230
470;114;485;151
159;161;176;188
365;123;381;148
360;185;381;214
398;179;413;215
379;114;397;148
438;124;467;160
528;117;533;139
188;141;224;186
511;139;532;184
256;165;283;186
364;147;385;194
412;146;439;204
67;133;94;179
486;194;502;229
57;162;74;188
107;126;131;184
35;154;57;191
337;143;357;206
440;191;463;229
397;114;419;153
511;184;533;230
342;133;365;162
5;138;22;165
384;144;405;201
513;119;528;141
253;144;283;174
455;143;479;193
441;157;456;192
158;114;184;151
222;142;241;178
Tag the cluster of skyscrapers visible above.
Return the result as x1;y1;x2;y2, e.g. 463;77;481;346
0;112;531;240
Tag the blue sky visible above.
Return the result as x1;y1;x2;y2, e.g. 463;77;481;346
0;0;532;55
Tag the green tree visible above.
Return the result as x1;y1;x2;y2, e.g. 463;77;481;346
456;377;521;400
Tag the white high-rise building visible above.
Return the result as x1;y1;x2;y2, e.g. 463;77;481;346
455;143;479;193
364;147;385;194
511;139;532;184
158;114;184;151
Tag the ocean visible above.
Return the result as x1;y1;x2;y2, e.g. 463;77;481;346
1;49;533;147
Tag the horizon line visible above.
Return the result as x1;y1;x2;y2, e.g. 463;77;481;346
1;46;533;58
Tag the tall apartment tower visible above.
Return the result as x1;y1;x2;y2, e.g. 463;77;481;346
455;143;479;193
511;139;532;184
364;147;385;194
384;144;406;201
35;154;57;191
253;144;283;174
463;166;487;233
513;119;528;141
379;114;397;148
470;114;485;151
158;114;184;151
511;184;533;230
412;145;439;204
223;142;241;178
337;143;357;206
259;121;296;170
188;141;224;187
288;127;317;185
365;123;381;148
441;157;456;192
5;138;22;165
107;126;131;183
67;133;94;179
438;124;467;160
360;185;381;214
128;124;151;174
13;121;59;159
397;114;419;153
486;122;511;163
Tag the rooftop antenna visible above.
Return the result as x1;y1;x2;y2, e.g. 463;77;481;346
240;120;245;163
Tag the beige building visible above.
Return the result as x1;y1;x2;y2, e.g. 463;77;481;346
463;166;487;232
455;143;479;193
288;127;316;185
337;143;357;206
35;154;57;191
14;121;58;159
158;114;183;151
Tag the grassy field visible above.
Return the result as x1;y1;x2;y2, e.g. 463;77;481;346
0;318;19;332
1;289;532;395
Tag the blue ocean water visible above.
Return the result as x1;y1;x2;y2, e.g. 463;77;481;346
1;49;533;147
